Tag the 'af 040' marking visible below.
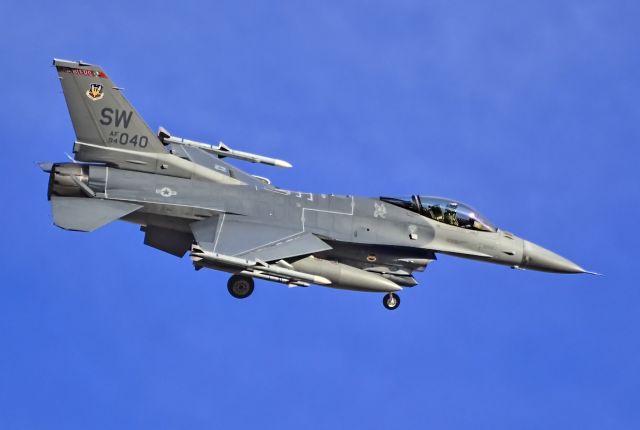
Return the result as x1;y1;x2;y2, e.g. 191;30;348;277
107;131;148;148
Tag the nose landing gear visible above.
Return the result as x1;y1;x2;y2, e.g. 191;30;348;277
383;293;400;310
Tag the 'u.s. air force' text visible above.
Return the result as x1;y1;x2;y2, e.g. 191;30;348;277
99;108;148;148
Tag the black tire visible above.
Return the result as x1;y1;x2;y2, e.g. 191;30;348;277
383;293;400;310
227;275;254;299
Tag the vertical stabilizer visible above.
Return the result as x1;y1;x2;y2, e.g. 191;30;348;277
53;59;165;161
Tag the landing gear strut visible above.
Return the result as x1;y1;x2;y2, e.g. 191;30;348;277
227;275;254;299
383;293;400;310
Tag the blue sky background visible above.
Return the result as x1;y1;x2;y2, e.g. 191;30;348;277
1;0;638;428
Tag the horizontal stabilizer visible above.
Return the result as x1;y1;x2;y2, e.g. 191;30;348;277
51;196;142;232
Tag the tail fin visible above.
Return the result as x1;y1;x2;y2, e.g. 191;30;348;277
53;59;165;161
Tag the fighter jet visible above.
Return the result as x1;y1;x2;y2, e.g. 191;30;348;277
41;59;593;310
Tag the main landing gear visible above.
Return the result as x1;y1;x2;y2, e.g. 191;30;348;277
227;275;254;299
226;274;400;310
383;293;400;310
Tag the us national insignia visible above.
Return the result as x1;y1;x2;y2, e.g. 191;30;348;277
86;83;104;101
155;187;177;198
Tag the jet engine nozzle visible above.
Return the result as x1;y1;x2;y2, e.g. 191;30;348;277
49;163;91;198
522;240;585;274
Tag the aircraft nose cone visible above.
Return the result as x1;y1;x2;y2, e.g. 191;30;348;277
522;240;585;273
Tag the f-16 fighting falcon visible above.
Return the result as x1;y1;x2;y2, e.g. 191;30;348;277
41;59;594;310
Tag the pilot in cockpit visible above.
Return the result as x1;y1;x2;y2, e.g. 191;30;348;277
423;204;443;222
443;203;459;226
379;196;497;233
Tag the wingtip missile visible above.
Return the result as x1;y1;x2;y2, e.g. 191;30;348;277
158;128;292;168
273;159;293;168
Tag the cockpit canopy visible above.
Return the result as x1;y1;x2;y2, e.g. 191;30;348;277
380;195;497;232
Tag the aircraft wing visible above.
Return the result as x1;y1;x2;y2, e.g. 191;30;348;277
190;214;332;262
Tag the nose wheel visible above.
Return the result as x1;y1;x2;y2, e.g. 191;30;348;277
383;293;400;310
227;275;254;299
